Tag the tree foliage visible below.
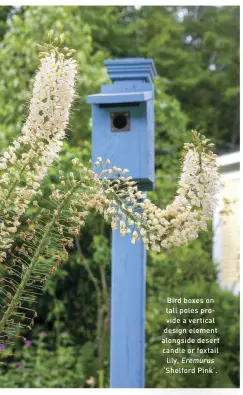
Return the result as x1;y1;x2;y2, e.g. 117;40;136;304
0;5;239;388
80;6;239;152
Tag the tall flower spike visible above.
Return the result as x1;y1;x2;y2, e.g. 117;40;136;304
0;37;77;262
0;133;220;348
98;131;220;252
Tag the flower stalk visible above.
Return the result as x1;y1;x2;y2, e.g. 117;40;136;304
0;35;220;349
0;35;77;261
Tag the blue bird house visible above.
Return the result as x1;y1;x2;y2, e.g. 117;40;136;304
87;58;157;191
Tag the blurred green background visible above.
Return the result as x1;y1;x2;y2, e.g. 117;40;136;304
0;5;239;388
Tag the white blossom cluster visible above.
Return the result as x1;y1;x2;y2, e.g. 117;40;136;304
0;136;219;344
0;45;77;262
45;138;219;255
86;134;220;252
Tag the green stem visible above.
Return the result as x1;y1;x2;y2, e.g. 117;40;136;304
5;159;29;202
0;158;29;215
98;369;104;388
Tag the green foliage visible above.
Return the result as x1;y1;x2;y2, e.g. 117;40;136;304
0;6;11;39
0;5;239;389
0;331;91;388
81;6;239;151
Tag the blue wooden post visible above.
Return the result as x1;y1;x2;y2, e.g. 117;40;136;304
87;58;157;388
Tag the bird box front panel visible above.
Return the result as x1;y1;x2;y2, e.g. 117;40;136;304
92;103;152;188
